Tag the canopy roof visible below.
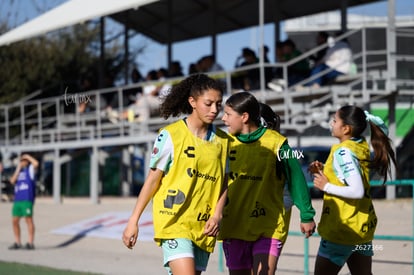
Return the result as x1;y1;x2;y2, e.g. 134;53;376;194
0;0;383;47
0;0;157;47
110;0;383;44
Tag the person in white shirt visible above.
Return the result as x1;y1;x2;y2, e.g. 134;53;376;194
306;32;353;88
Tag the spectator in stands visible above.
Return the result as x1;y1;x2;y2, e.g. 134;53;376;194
8;153;39;250
131;67;143;84
261;45;275;85
188;63;198;75
233;47;260;91
108;68;171;123
310;31;330;67
303;32;353;89
199;55;224;73
77;74;95;114
273;40;285;79
281;39;311;86
124;67;144;106
101;71;117;109
168;61;184;77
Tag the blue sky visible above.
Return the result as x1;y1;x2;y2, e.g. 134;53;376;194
1;0;414;78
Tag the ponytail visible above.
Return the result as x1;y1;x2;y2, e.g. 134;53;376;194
365;111;397;183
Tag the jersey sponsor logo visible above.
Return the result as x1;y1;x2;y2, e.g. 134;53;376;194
163;189;185;208
250;201;266;217
17;182;30;191
197;205;212;222
360;218;377;233
167;239;178;249
229;172;238;180
186;168;217;182
184;146;195;158
229;150;237;161
229;172;262;181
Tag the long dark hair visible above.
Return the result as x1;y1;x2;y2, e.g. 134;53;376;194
338;105;397;183
259;103;280;132
225;92;261;126
160;74;224;119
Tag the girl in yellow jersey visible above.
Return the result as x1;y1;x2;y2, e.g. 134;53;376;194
219;92;316;275
310;105;397;275
122;74;230;275
259;103;294;237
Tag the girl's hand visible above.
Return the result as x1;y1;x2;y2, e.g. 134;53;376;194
122;221;139;249
313;171;329;191
204;216;220;237
308;160;324;175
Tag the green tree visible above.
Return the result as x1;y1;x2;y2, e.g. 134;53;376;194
0;19;144;105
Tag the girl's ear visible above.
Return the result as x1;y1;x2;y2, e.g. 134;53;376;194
188;96;196;109
343;124;352;136
241;112;250;124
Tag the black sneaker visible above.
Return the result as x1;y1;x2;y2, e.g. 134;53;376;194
25;243;35;250
8;243;22;250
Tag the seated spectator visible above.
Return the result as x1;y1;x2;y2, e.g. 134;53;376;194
168;61;184;77
273;40;285;79
124;67;144;106
310;31;329;68
281;39;310;86
261;45;275;85
233;47;260;91
304;32;353;89
188;63;198;75
131;67;143;84
198;55;224;73
107;68;171;123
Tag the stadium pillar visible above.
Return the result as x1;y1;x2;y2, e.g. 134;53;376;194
386;0;397;200
53;149;61;204
90;146;99;204
122;147;132;196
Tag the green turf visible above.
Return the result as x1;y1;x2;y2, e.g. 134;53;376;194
0;261;100;275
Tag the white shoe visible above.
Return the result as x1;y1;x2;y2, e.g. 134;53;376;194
106;109;119;124
268;82;283;92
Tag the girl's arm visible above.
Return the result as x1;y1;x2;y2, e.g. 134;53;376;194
281;142;316;223
204;174;228;237
122;168;163;249
313;147;364;199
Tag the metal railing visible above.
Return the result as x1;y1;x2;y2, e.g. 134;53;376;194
216;180;414;274
1;27;413;151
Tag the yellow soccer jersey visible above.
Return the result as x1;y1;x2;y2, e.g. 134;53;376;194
318;138;377;245
218;129;288;242
152;120;229;253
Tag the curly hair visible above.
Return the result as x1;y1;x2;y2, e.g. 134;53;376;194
159;74;224;119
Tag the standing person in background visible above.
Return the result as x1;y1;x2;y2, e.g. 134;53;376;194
310;105;397;275
219;92;316;275
9;153;39;250
122;74;230;275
